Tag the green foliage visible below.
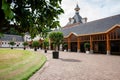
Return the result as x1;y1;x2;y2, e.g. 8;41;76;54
1;0;64;38
22;42;28;46
43;38;49;49
2;0;14;19
49;31;63;50
84;43;90;49
0;33;4;38
32;41;39;47
63;43;68;48
9;41;16;46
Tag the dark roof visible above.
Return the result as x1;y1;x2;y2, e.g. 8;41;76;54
0;34;24;42
73;13;83;23
60;14;120;36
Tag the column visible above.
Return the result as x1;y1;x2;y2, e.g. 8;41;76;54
106;34;111;55
90;35;93;53
77;37;80;52
68;37;71;52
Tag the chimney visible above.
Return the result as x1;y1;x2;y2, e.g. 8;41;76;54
82;17;87;23
84;17;87;23
69;18;72;22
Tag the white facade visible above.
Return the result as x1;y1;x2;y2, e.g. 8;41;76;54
0;33;42;48
0;34;25;48
0;41;24;48
24;34;31;42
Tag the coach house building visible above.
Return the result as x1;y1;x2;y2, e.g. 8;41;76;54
53;4;120;55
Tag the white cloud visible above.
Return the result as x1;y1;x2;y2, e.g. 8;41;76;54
59;0;120;27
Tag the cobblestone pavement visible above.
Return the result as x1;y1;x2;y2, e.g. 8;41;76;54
29;50;120;80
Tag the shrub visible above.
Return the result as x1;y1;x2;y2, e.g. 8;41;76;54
9;41;16;46
84;43;90;51
43;38;49;49
9;41;16;49
22;42;28;47
32;41;39;51
49;31;63;51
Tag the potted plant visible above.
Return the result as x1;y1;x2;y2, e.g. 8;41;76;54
9;41;16;49
32;41;39;51
62;43;68;51
43;38;49;53
49;31;64;59
22;42;28;50
84;42;90;54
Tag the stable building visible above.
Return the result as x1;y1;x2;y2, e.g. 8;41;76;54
0;34;24;48
56;4;120;55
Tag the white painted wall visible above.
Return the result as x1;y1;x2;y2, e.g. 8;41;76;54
0;41;24;48
24;35;31;42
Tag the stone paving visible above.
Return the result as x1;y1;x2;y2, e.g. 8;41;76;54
29;50;120;80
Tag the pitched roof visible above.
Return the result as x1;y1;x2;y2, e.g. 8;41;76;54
60;14;120;37
73;13;83;23
0;34;24;42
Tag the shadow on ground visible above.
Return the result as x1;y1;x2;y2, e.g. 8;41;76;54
60;58;81;62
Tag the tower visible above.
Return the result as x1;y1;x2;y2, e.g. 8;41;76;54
74;4;80;13
64;4;87;28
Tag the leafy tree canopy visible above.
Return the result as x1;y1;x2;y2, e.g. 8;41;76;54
32;41;39;47
43;38;49;48
0;0;64;38
22;42;28;46
9;41;16;46
49;31;63;49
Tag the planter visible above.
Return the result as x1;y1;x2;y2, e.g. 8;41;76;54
53;51;59;59
24;47;26;50
11;47;13;49
45;50;47;53
86;51;90;54
34;48;37;51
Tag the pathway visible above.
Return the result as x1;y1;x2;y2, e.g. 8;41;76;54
29;50;120;80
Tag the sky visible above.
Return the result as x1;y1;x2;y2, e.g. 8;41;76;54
59;0;120;27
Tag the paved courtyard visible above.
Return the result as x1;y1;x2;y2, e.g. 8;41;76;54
29;50;120;80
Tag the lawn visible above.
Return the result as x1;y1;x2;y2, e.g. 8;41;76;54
0;48;46;80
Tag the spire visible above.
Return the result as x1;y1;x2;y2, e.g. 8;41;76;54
74;4;80;12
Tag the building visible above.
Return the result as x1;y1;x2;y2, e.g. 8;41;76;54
54;4;120;55
0;34;24;48
24;32;31;42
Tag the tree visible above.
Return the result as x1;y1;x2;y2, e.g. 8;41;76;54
84;42;90;51
9;41;16;49
43;38;49;53
43;38;49;49
49;31;63;59
1;0;64;38
22;42;28;50
49;31;63;51
32;41;39;51
62;42;68;51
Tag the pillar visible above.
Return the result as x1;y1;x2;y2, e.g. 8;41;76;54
77;37;81;52
68;37;71;52
90;35;93;53
106;34;111;55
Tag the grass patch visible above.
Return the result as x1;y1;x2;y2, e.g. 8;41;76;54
0;48;46;80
